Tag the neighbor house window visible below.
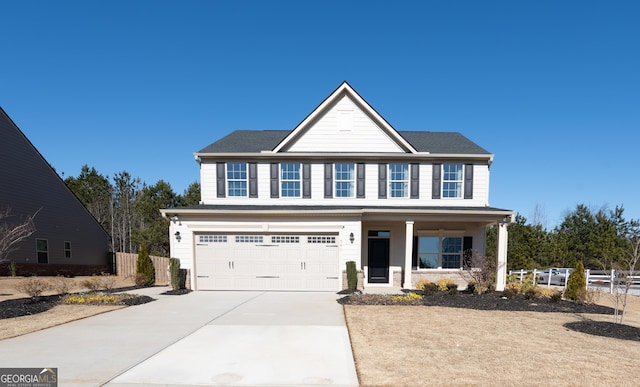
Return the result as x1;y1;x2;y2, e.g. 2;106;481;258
335;163;355;197
36;239;48;264
281;163;301;197
227;162;247;197
64;241;72;259
389;163;409;198
417;235;463;269
442;164;463;198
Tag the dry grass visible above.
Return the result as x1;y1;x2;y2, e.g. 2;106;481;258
0;276;134;340
345;294;640;387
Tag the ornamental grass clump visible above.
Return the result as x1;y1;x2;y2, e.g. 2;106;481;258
436;278;455;292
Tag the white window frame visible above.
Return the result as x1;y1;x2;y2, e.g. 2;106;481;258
389;163;409;198
227;162;248;197
334;163;355;198
442;164;463;199
416;232;464;270
280;163;301;198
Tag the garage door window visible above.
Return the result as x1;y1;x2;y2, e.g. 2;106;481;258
308;236;336;244
199;235;227;243
272;236;300;243
236;235;264;243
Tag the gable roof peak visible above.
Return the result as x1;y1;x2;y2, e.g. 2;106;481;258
272;82;418;153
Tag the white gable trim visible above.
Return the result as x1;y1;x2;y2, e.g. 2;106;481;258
272;82;419;154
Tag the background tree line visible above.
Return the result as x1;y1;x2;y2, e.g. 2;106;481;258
487;204;640;271
64;165;200;256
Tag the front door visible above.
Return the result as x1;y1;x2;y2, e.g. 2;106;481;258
368;237;390;284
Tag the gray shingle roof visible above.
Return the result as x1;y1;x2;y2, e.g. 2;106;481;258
198;130;490;154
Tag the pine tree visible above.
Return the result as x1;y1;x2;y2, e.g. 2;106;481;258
135;242;155;287
564;261;587;302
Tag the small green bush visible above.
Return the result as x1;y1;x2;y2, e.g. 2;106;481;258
503;282;521;298
9;261;17;277
346;261;358;292
169;258;182;290
436;278;455;292
520;272;537;294
564;261;587;302
135;242;155;287
15;277;49;298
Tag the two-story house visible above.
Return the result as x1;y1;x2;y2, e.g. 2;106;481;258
161;82;513;292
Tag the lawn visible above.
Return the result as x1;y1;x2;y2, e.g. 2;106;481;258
344;292;640;386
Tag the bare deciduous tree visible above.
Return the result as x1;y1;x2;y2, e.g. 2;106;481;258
459;251;496;294
0;208;39;264
610;230;640;324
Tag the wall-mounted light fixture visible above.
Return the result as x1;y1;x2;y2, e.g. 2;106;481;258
174;231;181;242
349;232;355;244
171;215;179;222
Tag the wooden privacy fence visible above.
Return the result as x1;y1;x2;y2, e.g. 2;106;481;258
115;252;170;284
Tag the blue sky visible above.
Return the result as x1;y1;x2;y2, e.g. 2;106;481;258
2;1;639;229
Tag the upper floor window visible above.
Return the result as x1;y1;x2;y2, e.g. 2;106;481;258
389;163;409;198
227;162;247;197
281;163;301;197
335;163;355;197
442;164;463;198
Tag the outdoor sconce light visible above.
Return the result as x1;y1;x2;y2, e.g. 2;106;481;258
174;231;181;242
349;232;355;244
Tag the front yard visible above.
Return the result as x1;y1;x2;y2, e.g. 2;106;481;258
344;292;640;386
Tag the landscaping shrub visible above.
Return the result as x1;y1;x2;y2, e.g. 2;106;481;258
436;278;455;292
135;242;155;287
524;286;542;300
9;261;17;277
503;282;521;298
446;283;459;295
564;261;587;302
169;258;182;290
550;290;563;303
346;261;357;292
390;293;423;302
15;277;49;298
80;276;102;292
50;276;72;295
520;272;537;294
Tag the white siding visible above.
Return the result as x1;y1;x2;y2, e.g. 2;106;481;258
200;160;491;207
286;95;405;153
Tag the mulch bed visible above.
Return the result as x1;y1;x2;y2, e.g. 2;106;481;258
0;293;154;320
161;289;192;296
339;290;640;342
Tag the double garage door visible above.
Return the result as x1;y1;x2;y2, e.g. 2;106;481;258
195;234;339;291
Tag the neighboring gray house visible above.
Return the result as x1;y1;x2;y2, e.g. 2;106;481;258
0;107;111;276
161;82;514;292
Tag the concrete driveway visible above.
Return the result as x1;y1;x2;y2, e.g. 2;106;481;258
0;287;359;387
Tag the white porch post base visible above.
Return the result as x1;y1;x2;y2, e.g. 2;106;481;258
404;221;414;289
496;221;509;291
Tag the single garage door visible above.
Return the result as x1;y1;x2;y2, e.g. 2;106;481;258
195;234;339;291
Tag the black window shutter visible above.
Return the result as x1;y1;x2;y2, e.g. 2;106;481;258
464;164;473;199
356;163;365;198
216;162;226;198
302;163;311;198
410;163;419;199
324;163;333;198
378;163;387;199
249;162;258;198
463;236;473;268
270;163;279;198
412;236;418;268
432;164;441;199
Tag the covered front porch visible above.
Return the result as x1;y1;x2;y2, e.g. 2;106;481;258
358;208;513;291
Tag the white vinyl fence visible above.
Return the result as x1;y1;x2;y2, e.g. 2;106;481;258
508;268;640;294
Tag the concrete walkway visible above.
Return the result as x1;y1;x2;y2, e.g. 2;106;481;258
0;287;359;387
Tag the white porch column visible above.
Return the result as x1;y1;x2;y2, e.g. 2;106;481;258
404;221;414;289
496;221;509;291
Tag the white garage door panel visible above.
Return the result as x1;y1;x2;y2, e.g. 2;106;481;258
195;234;339;291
